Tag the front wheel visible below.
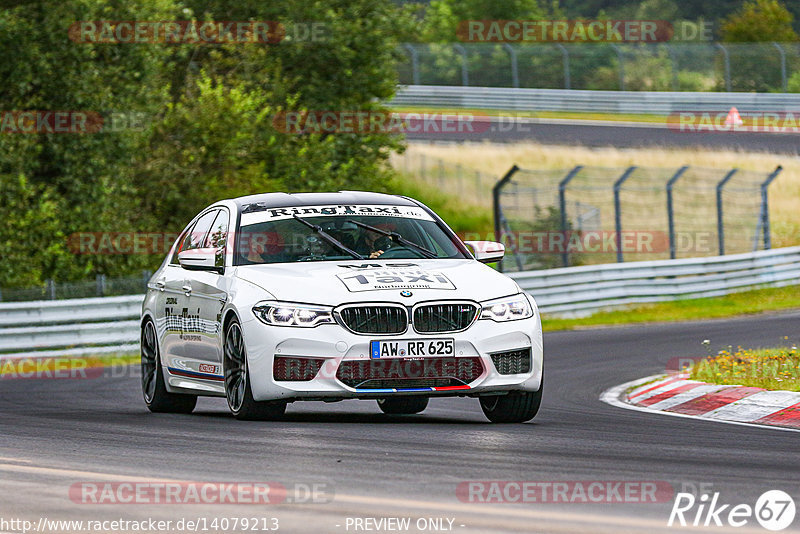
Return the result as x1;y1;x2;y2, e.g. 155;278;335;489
377;396;429;415
223;319;286;421
141;320;197;414
480;377;543;424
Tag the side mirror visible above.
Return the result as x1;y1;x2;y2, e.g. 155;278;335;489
178;248;223;273
464;241;505;264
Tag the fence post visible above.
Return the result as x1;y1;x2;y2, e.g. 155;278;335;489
493;165;520;273
453;44;469;86
402;44;420;85
556;44;571;89
96;274;106;297
611;44;625;91
760;166;783;250
503;44;519;88
665;44;679;91
716;168;738;255
46;279;56;300
558;165;584;267
715;43;731;92
773;42;788;93
614;166;637;263
666;166;689;260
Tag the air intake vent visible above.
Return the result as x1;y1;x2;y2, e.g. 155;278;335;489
336;357;484;389
413;303;479;333
490;348;532;375
338;306;407;335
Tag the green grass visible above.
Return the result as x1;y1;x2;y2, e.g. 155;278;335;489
391;106;666;124
542;285;800;332
690;346;800;392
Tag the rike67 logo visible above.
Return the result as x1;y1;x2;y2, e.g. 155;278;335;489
669;490;796;531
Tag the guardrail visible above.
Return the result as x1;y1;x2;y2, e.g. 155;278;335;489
1;247;797;358
391;85;800;115
511;246;800;316
0;295;142;359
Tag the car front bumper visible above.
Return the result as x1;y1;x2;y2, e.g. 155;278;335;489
241;306;543;402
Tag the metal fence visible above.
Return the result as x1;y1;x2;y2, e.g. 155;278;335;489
0;273;151;303
391;85;800;115
398;43;800;93
494;164;783;272
0;295;142;359
511;246;800;317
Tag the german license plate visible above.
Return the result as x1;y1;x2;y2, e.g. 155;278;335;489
370;339;454;359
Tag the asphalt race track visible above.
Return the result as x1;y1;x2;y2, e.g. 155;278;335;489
1;311;799;533
406;117;800;154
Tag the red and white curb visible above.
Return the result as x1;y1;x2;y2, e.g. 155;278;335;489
601;374;800;433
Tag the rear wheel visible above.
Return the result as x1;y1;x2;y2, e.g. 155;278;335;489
480;375;543;424
141;320;197;414
377;396;429;415
223;319;286;421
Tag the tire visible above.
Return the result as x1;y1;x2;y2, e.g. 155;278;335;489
377;396;429;415
223;318;287;421
141;320;197;414
480;375;543;424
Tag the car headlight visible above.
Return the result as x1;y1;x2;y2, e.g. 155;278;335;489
479;294;533;322
252;302;335;327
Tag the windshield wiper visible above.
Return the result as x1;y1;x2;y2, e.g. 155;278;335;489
345;219;437;259
292;214;364;260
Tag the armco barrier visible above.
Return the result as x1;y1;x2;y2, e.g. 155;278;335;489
0;295;142;359
511;246;800;316
1;247;797;358
391;85;800;115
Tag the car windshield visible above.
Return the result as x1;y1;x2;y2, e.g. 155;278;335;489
236;205;467;265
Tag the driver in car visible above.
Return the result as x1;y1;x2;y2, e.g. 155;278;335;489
354;225;392;259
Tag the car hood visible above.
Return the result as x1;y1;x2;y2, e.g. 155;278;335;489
233;259;520;306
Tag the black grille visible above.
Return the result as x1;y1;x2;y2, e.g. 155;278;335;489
413;303;479;333
338;306;407;335
490;348;532;375
336;357;484;389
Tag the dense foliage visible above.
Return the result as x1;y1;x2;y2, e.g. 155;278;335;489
0;0;411;287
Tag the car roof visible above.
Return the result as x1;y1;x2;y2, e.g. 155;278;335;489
233;191;418;212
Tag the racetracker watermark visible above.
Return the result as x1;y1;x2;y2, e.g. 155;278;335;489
668;111;800;133
460;231;717;255
457;481;674;504
0;356;138;380
69;482;332;504
272;111;489;135
457;20;673;43
0;111;146;134
68;21;327;44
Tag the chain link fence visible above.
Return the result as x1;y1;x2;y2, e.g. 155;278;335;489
494;165;782;272
0;273;151;302
399;43;800;93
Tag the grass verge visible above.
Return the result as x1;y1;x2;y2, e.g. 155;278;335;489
541;285;800;332
690;345;800;392
391;106;666;124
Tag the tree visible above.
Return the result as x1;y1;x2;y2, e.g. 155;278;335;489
721;0;797;42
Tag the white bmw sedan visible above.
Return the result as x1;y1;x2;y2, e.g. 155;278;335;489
141;192;543;422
